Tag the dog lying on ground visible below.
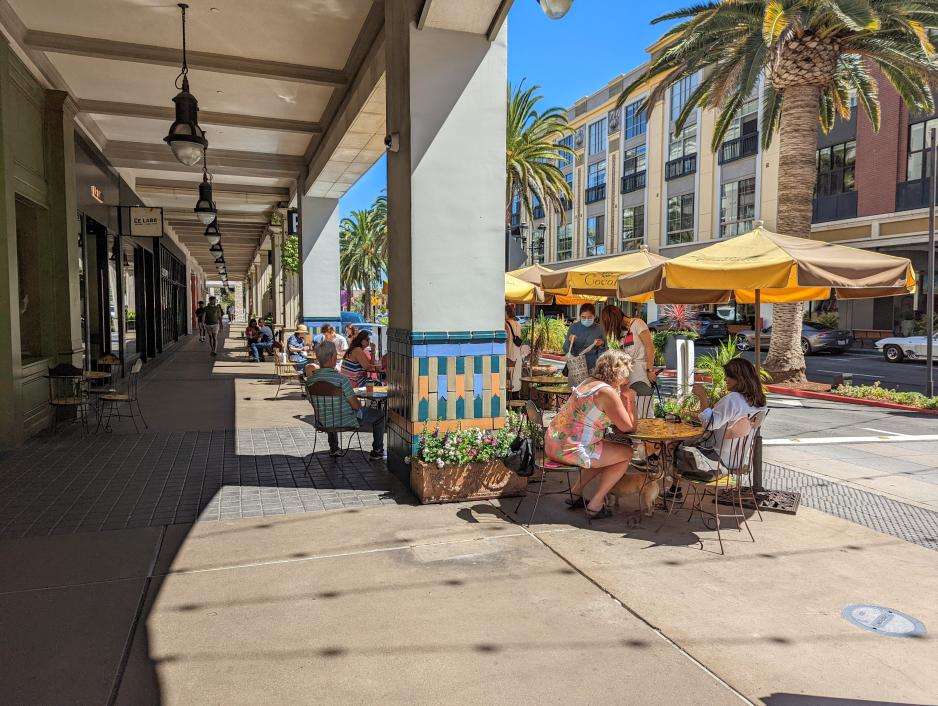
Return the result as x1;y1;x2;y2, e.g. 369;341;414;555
606;466;671;517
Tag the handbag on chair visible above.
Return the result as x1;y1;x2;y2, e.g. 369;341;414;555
565;341;598;387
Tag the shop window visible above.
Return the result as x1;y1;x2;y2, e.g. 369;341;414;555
15;198;43;359
720;178;756;237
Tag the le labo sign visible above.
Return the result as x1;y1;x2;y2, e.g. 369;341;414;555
128;207;164;237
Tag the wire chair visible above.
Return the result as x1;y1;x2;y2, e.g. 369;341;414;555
47;365;91;435
304;380;367;471
97;359;148;433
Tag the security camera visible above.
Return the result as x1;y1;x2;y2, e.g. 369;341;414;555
384;133;400;152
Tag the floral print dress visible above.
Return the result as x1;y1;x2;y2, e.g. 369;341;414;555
544;382;612;468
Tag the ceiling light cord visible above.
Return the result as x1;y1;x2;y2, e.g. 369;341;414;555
175;3;190;91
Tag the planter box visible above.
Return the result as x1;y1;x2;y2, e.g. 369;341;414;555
410;460;527;504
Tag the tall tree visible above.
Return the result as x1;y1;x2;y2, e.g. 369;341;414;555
339;207;386;322
507;82;575;229
620;0;938;382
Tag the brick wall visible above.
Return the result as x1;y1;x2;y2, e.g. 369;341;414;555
856;70;907;217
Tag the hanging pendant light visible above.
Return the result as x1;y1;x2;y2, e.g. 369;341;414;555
209;242;223;254
194;155;217;225
536;0;573;19
164;3;207;166
214;252;225;263
204;220;221;245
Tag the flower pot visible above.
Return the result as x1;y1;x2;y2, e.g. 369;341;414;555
410;460;527;504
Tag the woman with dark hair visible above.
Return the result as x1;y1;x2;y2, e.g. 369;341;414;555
601;305;656;419
341;330;381;387
563;302;605;372
505;303;523;397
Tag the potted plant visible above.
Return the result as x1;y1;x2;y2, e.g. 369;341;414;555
695;337;772;405
407;412;529;503
523;313;566;376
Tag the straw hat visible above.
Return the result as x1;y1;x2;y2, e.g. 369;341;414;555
295;324;308;333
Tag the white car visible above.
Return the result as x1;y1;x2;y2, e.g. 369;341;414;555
875;334;938;362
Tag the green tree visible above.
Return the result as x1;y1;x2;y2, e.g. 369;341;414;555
620;0;938;382
340;207;386;321
507;82;575;227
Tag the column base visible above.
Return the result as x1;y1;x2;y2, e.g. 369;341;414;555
386;328;508;479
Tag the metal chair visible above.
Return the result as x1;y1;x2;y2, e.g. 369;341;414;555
98;359;148;432
47;365;90;435
274;359;302;397
304;380;367;471
514;400;582;526
683;413;762;554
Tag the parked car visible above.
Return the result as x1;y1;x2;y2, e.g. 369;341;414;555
648;312;729;343
736;322;853;355
875;334;938;363
514;315;530;326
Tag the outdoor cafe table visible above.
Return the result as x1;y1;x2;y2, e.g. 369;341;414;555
83;371;111;381
521;375;567;385
536;383;572;409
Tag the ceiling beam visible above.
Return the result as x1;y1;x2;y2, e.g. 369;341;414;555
106;141;304;179
487;0;513;42
79;100;321;135
138;178;290;197
24;30;348;87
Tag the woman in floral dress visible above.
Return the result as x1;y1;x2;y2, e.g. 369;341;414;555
545;350;638;519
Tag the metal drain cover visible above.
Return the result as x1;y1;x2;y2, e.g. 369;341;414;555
842;605;926;638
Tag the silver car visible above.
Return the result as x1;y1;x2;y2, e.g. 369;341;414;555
875;334;938;363
736;322;853;355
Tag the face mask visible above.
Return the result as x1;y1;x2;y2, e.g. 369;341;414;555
580;317;594;327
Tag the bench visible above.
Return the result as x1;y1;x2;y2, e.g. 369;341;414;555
852;329;892;348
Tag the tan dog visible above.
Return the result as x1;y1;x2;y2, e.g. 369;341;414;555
606;468;671;517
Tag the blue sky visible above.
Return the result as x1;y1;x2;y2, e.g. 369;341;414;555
338;1;673;219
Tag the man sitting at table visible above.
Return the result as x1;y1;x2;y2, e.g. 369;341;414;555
306;340;385;459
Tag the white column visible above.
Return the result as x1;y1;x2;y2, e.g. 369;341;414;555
300;196;341;328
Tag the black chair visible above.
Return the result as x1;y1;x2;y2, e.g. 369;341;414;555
47;364;90;435
305;380;367;470
97;359;147;433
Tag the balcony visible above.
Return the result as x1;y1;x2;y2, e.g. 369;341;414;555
812;190;858;223
532;204;545;219
896;178;931;211
718;132;759;165
585;183;606;204
665;154;697;180
621;170;646;194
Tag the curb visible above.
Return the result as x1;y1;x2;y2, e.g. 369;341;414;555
766;385;938;415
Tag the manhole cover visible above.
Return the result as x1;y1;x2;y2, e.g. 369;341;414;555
842;605;926;638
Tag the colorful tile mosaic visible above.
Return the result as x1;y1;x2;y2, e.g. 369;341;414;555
386;328;508;476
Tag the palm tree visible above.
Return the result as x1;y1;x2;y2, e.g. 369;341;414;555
339;208;386;321
619;1;938;382
507;82;575;226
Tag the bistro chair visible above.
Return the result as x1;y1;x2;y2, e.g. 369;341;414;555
47;364;91;435
86;353;121;412
303;380;367;470
683;413;762;555
97;359;148;433
514;400;583;527
274;359;303;397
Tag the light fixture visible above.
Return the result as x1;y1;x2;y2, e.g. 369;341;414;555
204;220;221;245
214;253;225;263
536;0;573;19
163;3;208;166
194;155;217;225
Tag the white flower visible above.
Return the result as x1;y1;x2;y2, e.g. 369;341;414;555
436;459;445;468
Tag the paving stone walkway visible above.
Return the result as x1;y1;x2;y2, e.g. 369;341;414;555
0;428;408;539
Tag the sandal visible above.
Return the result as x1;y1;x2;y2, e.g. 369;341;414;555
585;506;613;520
564;496;586;510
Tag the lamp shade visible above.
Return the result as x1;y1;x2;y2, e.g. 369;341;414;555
209;242;223;254
163;80;207;166
194;177;216;225
537;0;573;19
204;221;221;245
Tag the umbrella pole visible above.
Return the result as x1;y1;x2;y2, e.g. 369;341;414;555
752;289;764;493
754;290;762;373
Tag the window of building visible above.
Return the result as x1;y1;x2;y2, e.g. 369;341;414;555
815;140;856;197
586;215;606;257
666;194;694;245
623;144;646;174
907;119;938;181
557;134;574;167
669;74;699;122
724;92;759;142
621;205;644;252
562;172;574;211
510;192;521;226
669;123;697;161
588;117;607;155
556;222;573;261
720;178;756;237
624;101;646;139
587;161;606;188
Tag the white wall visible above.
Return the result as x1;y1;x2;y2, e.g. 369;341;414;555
300;196;341;319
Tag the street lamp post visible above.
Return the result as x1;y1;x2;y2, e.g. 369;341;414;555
535;223;547;265
927;129;936;397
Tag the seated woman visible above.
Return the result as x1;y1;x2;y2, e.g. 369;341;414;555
670;358;767;494
244;319;261;361
545;350;638;520
341;330;382;388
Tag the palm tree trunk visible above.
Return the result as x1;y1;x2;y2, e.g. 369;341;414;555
363;278;372;322
344;285;352;312
763;84;819;383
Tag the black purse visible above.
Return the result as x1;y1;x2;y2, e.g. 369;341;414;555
504;433;535;477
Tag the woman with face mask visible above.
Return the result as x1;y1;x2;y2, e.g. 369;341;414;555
562;303;605;372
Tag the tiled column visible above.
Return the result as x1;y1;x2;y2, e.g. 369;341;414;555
300;196;340;332
384;2;508;477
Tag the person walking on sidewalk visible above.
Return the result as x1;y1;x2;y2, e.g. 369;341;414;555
195;300;207;342
203;296;225;356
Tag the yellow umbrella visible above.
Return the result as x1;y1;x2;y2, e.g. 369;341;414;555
508;263;555;285
508;263;603;305
505;273;543;304
541;247;669;299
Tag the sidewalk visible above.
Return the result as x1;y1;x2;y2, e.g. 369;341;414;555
0;328;936;704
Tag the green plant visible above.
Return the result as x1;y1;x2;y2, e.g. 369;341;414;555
655;395;700;422
340;206;386;322
912;316;938;336
660;304;700;332
621;1;938;384
125;310;136;322
522;314;567;357
281;234;300;274
407;411;527;467
651;329;698;366
805;310;840;329
696;337;772;404
830;381;938;410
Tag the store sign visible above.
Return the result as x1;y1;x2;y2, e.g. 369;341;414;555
130;207;164;237
90;185;104;204
287;208;299;235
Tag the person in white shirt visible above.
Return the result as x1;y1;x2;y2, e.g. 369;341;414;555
667;358;767;499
